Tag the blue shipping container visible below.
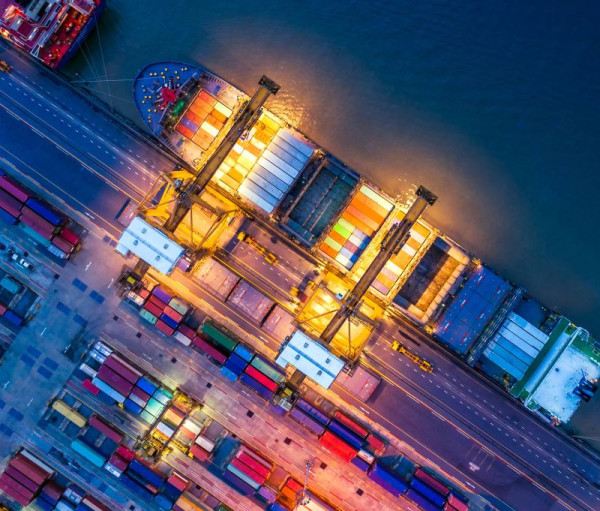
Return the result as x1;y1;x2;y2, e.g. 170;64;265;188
76;503;95;511
225;353;247;374
406;489;443;511
295;399;329;425
220;365;238;382
128;459;165;488
155;493;173;511
136;377;157;395
34;497;54;511
25;197;64;226
410;478;446;508
160;313;179;329
289;407;326;436
367;462;408;497
352;456;370;471
239;373;274;401
3;310;23;326
234;343;254;361
267;504;288;511
120;473;155;499
327;420;364;450
162;482;182;502
124;398;143;415
153;388;172;405
222;468;255;495
0;207;17;225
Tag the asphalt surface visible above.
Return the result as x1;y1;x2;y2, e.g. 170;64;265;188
0;42;599;510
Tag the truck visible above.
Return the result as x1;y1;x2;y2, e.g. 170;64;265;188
0;61;11;73
391;341;435;372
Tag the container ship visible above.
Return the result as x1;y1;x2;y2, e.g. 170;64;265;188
133;62;599;424
0;0;105;69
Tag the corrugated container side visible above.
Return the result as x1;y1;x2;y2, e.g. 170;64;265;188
104;355;141;384
367;462;408;497
295;400;329;425
289;407;326;436
414;468;451;497
333;411;369;439
221;468;255;495
239;373;274;400
0;188;23;217
327;420;364;450
97;364;133;396
406;489;441;511
25;198;64;226
0;176;30;202
92;377;125;403
0;207;18;225
226;463;261;490
88;416;124;443
410;478;446;507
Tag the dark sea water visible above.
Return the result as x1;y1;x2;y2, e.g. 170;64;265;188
66;1;600;335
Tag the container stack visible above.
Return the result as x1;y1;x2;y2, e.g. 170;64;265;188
70;414;126;469
0;449;54;506
193;319;239;365
121;458;166;499
223;444;273;495
189;430;216;462
155;471;189;511
86;351;172;424
139;286;191;336
34;482;110;511
239;354;286;401
367;461;408;498
175;89;232;150
104;444;135;478
220;346;250;382
406;468;469;511
290;399;329;436
319;184;394;270
151;401;188;449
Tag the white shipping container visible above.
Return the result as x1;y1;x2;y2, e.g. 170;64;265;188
272;135;311;163
248;170;286;199
240;180;278;209
498;325;540;357
156;421;175;439
262;151;299;180
238;184;275;213
174;331;192;346
504;321;545;350
195;435;215;452
251;165;289;193
276;129;315;157
182;418;202;436
267;143;304;170
256;156;295;184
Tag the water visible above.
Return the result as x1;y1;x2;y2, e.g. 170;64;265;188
67;1;600;334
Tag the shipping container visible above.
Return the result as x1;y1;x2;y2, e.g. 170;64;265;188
152;286;173;304
250;355;286;383
177;323;195;340
227;279;275;323
120;473;156;498
3;310;23;326
0;206;18;225
88;415;124;443
164;305;183;323
192;335;228;364
59;227;81;246
71;439;107;467
245;365;279;392
0;188;23;217
116;445;136;461
289;407;326;436
367;462;408;497
128;459;165;489
97;364;133;396
156;320;175;336
92;377;125;403
239;373;274;401
0;175;30;202
108;453;129;472
20;207;56;236
295;400;329;426
17;221;52;246
148;294;167;310
52;236;74;254
225;352;248;374
447;493;469;511
4;466;39;492
236;449;271;478
82;378;100;395
327;420;364;450
406;488;442;511
221;467;255;495
414;469;451;497
200;320;238;353
52;400;87;428
25;198;64;226
318;431;357;462
174;331;193;346
257;485;277;503
136;376;158;396
351;456;370;472
410;478;446;507
230;456;266;484
220;365;238;382
104;355;142;384
40;480;63;503
227;463;261;490
160;313;180;329
234;343;255;362
333;411;369;439
0;475;34;505
189;444;210;462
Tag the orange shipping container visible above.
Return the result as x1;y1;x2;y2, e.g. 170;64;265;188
176;124;195;140
186;111;204;126
341;210;374;237
353;191;391;220
199;90;216;106
320;242;339;259
345;204;382;233
350;195;388;224
327;229;347;247
190;101;211;118
211;110;228;123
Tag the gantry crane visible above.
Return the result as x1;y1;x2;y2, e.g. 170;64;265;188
286;186;437;388
121;76;280;283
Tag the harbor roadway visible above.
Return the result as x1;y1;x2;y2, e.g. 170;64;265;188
0;41;599;509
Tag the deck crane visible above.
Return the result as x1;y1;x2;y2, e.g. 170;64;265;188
120;76;280;284
286;185;437;388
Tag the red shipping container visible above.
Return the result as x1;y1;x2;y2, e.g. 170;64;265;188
143;301;163;318
318;431;357;462
97;364;133;396
59;227;81;246
236;447;272;477
82;378;100;395
0;188;23;217
192;336;227;364
285;478;303;492
104;354;141;384
0;303;7;315
244;365;278;392
1;473;36;498
155;320;175;336
51;236;74;254
131;385;150;402
19;209;55;238
230;457;265;485
0;176;29;202
447;494;468;511
116;445;135;461
139;288;150;299
9;454;51;485
234;452;270;479
163;306;183;323
148;294;167;310
89;415;124;443
334;411;369;439
176;123;195;140
366;433;385;453
0;475;33;505
4;466;39;492
177;324;195;340
413;468;450;496
167;472;189;492
189;444;209;461
40;480;63;502
108;453;128;472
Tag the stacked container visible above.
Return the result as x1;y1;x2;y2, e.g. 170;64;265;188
0;449;54;506
214;111;280;193
220;349;250;382
70;415;124;468
139;286;191;336
289;399;328;436
320;184;394;270
33;481;110;511
224;444;273;495
240;354;285;401
238;128;316;214
406;468;459;510
104;444;134;478
121;458;165;498
367;461;408;498
150;401;187;450
176;90;232;150
156;472;188;510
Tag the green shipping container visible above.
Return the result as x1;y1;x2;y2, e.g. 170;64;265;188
153;387;173;405
140;409;156;424
145;397;166;417
0;276;20;294
250;357;286;383
71;439;106;467
18;222;52;247
139;309;158;324
169;297;190;316
201;321;238;353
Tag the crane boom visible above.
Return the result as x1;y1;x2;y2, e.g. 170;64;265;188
162;75;280;233
319;186;437;344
